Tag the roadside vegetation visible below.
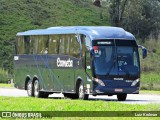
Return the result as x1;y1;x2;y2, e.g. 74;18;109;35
0;68;8;83
0;96;159;111
0;96;160;119
139;40;160;90
0;83;13;88
140;90;160;95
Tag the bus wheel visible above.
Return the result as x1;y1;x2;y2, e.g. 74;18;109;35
117;94;127;101
78;82;88;100
34;80;43;98
27;80;34;97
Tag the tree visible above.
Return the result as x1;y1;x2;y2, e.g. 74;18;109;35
93;0;101;7
122;0;160;41
109;0;128;27
108;0;160;40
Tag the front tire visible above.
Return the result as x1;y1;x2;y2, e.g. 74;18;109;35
78;81;89;100
117;94;127;101
27;80;34;97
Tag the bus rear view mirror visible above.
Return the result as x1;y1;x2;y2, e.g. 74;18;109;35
138;45;147;59
142;47;147;59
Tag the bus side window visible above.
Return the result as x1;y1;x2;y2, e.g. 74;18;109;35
86;50;92;78
81;35;91;57
69;34;80;58
81;35;92;78
85;37;92;78
59;35;65;55
85;36;91;50
48;35;59;54
17;36;24;54
64;35;69;55
24;36;30;54
30;36;38;54
37;35;49;54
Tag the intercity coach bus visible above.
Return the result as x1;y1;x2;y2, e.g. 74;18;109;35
14;26;147;101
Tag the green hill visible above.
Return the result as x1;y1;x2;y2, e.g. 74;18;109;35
0;0;109;76
0;0;109;41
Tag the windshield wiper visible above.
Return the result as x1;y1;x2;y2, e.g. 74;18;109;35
106;56;116;76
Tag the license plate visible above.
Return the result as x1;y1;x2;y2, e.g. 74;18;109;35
115;89;123;92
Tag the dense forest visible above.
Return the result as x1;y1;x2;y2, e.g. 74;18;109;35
0;0;160;82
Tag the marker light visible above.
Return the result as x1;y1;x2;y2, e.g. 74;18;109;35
93;46;98;50
93;46;99;53
94;78;105;86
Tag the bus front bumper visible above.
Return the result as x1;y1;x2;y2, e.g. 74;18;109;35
92;86;139;95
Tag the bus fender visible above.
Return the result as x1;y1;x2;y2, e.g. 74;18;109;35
25;75;32;90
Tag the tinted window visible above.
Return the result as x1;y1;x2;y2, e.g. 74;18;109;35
37;36;49;54
30;36;38;54
59;35;65;54
94;46;116;75
117;47;140;75
81;35;91;68
69;35;80;58
24;36;30;54
85;36;91;48
17;34;80;57
29;35;49;54
17;36;24;54
17;36;33;54
48;35;59;54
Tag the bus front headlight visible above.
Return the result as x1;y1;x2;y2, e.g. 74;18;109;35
131;79;140;86
94;78;105;86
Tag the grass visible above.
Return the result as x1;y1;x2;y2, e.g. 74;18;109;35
0;83;13;88
140;90;160;95
139;40;160;73
141;72;160;90
0;96;160;111
0;68;8;83
138;40;160;91
0;97;160;119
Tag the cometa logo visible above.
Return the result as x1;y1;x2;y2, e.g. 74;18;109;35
57;57;73;67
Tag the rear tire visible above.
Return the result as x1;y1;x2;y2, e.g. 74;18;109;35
33;80;44;98
27;80;34;97
117;94;127;101
78;81;88;100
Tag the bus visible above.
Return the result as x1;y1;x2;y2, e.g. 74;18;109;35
14;26;147;101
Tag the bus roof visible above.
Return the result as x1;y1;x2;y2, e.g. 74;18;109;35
16;26;135;40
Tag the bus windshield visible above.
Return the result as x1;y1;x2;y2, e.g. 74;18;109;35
94;46;140;77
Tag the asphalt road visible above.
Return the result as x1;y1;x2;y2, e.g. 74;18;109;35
0;88;160;104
